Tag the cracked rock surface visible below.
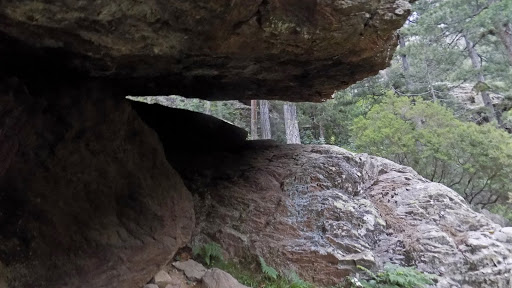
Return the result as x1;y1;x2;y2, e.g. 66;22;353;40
171;142;512;287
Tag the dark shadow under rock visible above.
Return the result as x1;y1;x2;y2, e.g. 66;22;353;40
130;101;248;157
0;78;194;288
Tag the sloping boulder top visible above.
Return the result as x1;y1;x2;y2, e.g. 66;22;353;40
172;142;512;287
0;0;412;101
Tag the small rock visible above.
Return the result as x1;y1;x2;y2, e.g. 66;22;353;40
154;270;173;286
202;268;249;288
338;251;376;268
502;227;512;235
494;231;509;243
496;227;512;243
144;285;159;288
173;259;207;281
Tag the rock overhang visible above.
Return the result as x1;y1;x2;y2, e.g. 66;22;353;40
0;0;413;101
0;1;423;287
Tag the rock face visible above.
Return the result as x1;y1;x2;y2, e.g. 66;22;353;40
0;79;194;288
450;83;503;109
172;142;512;287
4;1;505;287
0;0;413;101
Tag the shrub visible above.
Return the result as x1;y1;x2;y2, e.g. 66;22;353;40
351;95;512;210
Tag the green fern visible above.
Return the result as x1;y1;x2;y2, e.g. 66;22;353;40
352;264;436;288
212;258;313;288
285;270;314;288
259;256;279;280
356;265;378;280
192;242;224;266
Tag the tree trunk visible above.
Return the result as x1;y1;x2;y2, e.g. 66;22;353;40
496;22;512;65
259;100;272;139
463;35;498;122
251;100;258;140
486;0;512;65
424;59;437;102
319;122;325;144
283;102;301;144
398;32;412;89
204;101;211;115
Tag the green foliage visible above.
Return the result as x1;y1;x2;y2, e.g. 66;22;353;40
284;271;315;288
490;203;512;223
297;91;382;147
389;0;512;121
192;242;224;266
259;256;279;280
351;264;435;288
352;95;512;209
212;258;313;288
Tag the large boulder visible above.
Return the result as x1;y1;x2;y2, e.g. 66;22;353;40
0;79;194;288
173;142;512;287
0;0;413;101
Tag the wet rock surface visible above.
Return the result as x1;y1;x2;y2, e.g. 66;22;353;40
171;141;512;287
0;0;413;101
